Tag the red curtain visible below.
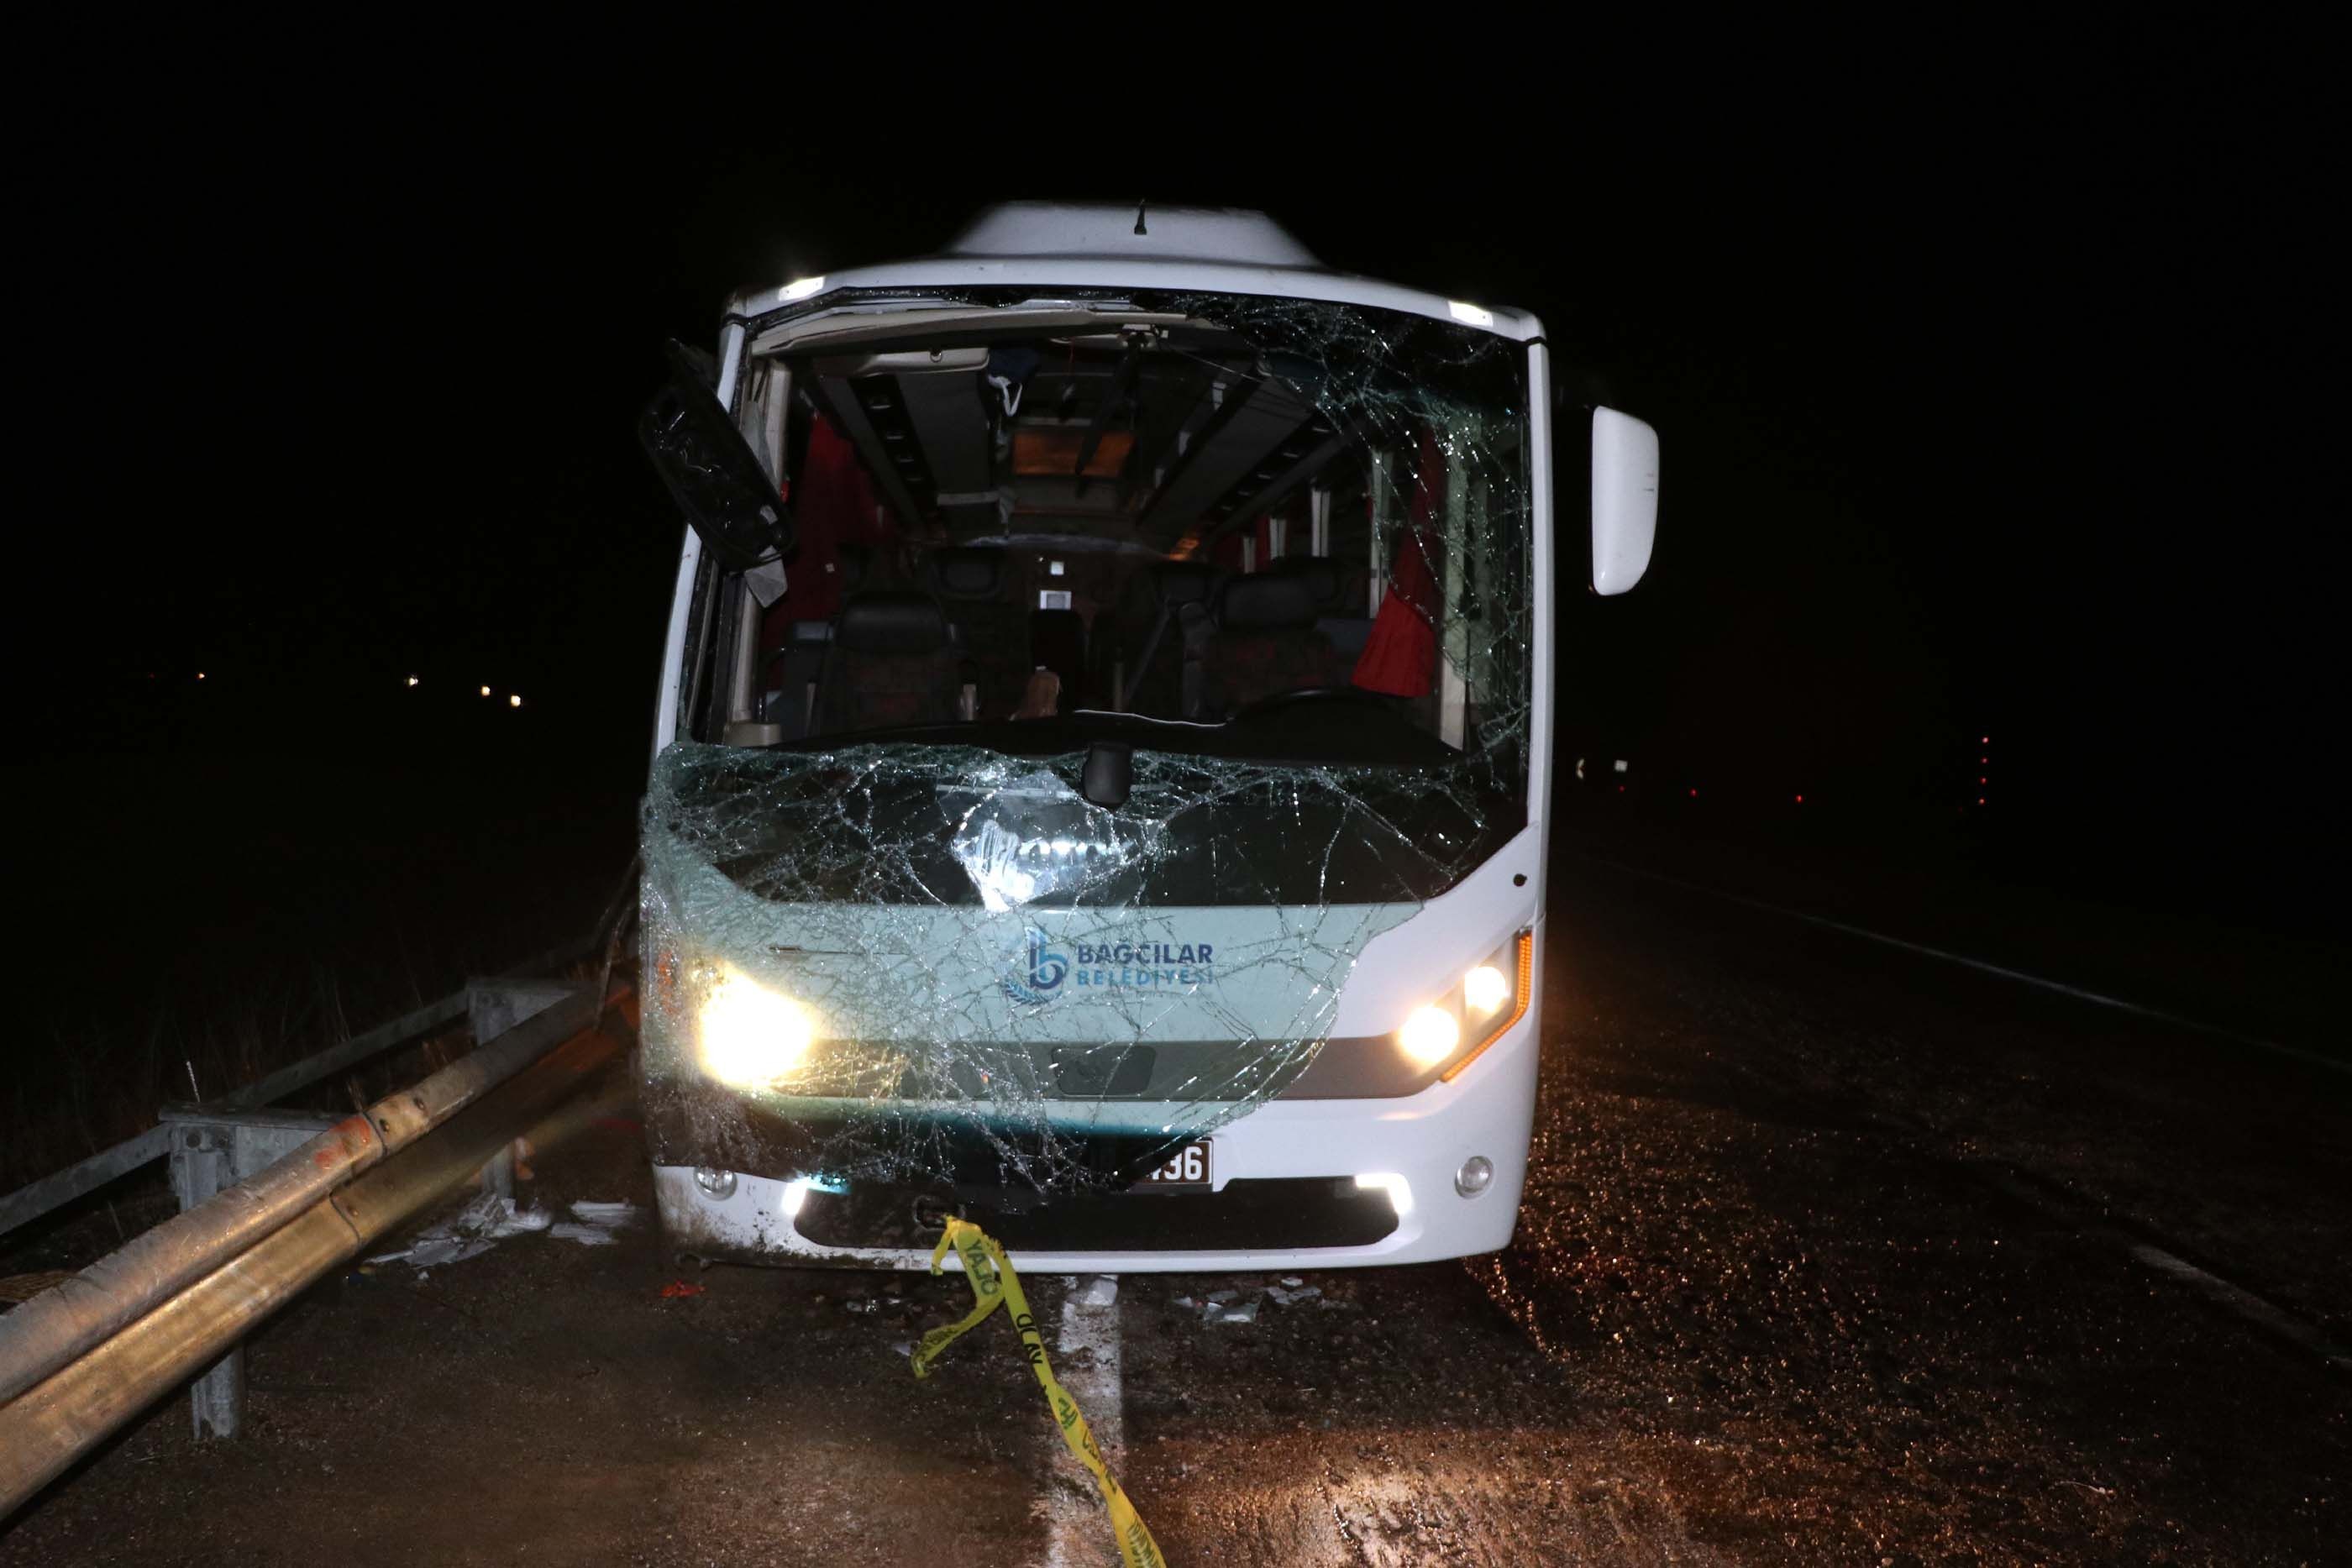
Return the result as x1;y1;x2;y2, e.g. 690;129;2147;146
1351;432;1446;698
760;417;895;642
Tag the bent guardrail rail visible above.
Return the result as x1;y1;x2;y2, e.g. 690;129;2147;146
0;978;636;1519
0;862;643;1521
0;985;604;1406
0;934;600;1243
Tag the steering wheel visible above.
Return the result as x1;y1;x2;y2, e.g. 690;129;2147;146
1231;685;1386;720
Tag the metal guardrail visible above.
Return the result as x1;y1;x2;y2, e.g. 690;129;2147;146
0;989;633;1515
0;864;642;1522
0;984;600;1402
0;933;601;1241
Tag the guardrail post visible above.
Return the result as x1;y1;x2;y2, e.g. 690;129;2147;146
165;1122;238;1438
468;982;574;1200
160;1105;344;1440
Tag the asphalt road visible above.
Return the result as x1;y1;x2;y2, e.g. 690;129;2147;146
5;849;2345;1565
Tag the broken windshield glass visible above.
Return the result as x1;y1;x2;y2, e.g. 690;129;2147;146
640;291;1535;1212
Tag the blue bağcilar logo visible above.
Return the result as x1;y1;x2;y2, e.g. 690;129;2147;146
1002;929;1215;1006
1003;930;1069;1005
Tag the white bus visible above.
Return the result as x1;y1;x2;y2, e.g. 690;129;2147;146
635;203;1656;1272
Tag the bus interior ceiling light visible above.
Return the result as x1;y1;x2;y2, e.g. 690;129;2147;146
638;285;1550;1208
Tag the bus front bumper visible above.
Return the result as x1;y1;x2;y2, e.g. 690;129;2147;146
650;1009;1539;1272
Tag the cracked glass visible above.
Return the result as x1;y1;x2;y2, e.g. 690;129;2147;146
639;291;1535;1216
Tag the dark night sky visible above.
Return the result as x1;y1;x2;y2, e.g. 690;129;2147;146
13;50;2340;938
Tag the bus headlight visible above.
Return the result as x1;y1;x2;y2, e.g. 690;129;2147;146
1390;931;1533;1078
1397;1005;1461;1065
1462;962;1511;1017
696;963;816;1089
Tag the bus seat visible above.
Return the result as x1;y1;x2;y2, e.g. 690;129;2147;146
1116;561;1220;718
1267;553;1375;659
819;591;958;732
1205;572;1338;716
1267;554;1344;611
931;545;1028;717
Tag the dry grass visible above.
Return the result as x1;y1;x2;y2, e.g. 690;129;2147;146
3;951;465;1196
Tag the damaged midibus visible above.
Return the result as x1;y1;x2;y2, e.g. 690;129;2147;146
635;203;1658;1271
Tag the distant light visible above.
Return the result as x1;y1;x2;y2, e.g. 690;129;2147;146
1048;560;1066;576
1575;757;1587;780
480;685;492;697
1980;757;1987;764
1977;797;1986;805
1978;777;1986;784
407;675;419;687
1688;789;1698;798
1617;784;1625;793
1447;300;1495;328
1795;794;1804;804
197;672;206;680
509;694;522;709
1613;759;1629;774
780;275;827;302
1982;736;1990;744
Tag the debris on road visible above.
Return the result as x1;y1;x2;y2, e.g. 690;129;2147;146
549;1199;638;1245
1078;1274;1120;1308
1168;1277;1323;1323
658;1281;705;1299
369;1195;632;1270
370;1193;554;1268
402;1236;495;1269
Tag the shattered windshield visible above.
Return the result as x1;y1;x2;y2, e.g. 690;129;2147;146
641;291;1536;1208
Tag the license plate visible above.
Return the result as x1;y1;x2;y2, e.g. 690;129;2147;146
1137;1141;1210;1188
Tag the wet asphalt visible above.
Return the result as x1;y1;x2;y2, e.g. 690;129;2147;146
4;850;2344;1565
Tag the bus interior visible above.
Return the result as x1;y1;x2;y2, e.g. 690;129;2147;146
718;298;1528;763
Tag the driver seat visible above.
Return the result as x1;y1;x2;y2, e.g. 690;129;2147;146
1202;572;1337;716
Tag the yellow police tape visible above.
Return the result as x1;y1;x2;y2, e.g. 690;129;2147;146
911;1218;1166;1567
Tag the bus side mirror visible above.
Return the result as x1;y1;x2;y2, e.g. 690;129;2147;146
1590;406;1659;595
638;339;795;572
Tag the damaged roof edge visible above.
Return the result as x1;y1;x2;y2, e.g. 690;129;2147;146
727;204;1543;343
